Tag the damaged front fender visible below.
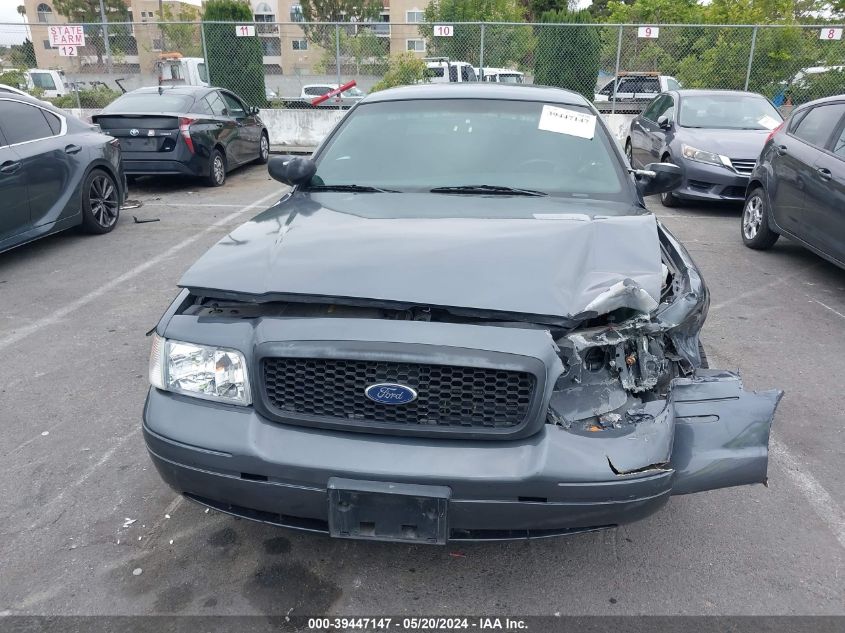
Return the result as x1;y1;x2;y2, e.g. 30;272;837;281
669;370;784;495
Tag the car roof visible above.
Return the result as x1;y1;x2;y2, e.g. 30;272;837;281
0;89;57;109
126;86;215;96
362;83;590;107
790;93;845;112
672;89;768;98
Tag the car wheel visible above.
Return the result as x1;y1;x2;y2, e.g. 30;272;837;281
659;157;681;208
80;169;120;234
625;141;633;166
206;149;226;187
742;188;779;250
256;132;270;164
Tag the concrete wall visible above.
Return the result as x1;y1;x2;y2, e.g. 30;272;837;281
66;107;635;151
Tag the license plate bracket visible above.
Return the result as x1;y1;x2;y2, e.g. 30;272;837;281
327;478;450;544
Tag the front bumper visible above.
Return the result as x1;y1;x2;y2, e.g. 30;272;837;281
675;159;750;202
143;370;781;542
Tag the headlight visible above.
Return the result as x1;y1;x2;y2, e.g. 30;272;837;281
681;144;730;168
148;333;251;405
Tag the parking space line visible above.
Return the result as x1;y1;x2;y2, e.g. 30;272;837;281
809;299;845;321
771;439;845;551
0;190;281;354
708;262;821;313
141;202;249;208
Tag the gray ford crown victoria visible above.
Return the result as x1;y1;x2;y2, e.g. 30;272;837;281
144;84;782;544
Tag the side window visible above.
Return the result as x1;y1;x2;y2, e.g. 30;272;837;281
666;77;681;91
197;63;208;83
42;109;62;134
221;92;246;117
659;97;675;121
29;72;56;91
615;78;637;93
640;78;660;94
449;65;458;82
791;103;845;149
426;67;444;78
642;95;667;121
0;100;55;144
205;93;227;115
832;123;845;158
599;79;615;96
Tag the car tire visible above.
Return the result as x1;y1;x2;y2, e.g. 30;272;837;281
659;157;681;207
256;132;270;164
742;187;779;250
206;149;226;187
625;140;633;166
80;169;120;234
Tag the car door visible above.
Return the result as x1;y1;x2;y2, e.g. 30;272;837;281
0;99;75;230
220;91;252;165
631;95;669;167
640;94;674;165
773;102;845;241
0;125;30;243
804;108;845;263
203;91;239;163
222;91;261;162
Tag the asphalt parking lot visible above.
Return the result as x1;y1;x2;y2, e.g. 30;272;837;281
0;163;843;617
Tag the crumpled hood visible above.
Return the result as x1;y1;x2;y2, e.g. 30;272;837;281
677;127;771;159
179;193;663;320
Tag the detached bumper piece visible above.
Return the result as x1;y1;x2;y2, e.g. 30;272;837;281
143;370;781;543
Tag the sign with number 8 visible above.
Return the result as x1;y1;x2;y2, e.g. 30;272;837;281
820;28;843;40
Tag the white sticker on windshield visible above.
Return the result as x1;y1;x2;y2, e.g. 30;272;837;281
758;115;780;130
538;105;596;139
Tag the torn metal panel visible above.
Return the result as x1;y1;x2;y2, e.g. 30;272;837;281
669;370;783;495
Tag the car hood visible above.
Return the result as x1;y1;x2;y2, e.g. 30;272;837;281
676;127;771;159
179;193;663;322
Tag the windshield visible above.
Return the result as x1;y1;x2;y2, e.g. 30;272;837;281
312;99;627;199
679;94;782;129
104;93;194;113
344;86;364;97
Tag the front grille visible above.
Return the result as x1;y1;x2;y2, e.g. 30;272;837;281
730;159;756;175
262;357;536;430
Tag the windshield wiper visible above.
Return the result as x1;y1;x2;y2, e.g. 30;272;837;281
430;184;547;197
306;184;399;193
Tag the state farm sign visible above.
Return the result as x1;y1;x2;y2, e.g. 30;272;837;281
48;25;85;48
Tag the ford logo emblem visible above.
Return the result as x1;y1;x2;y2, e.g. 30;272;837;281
129;128;139;136
364;383;417;405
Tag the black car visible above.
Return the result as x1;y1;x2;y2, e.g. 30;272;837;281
93;86;269;187
143;84;782;544
0;93;124;255
625;90;782;206
743;95;845;269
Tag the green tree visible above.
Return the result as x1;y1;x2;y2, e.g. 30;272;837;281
314;26;389;75
534;9;601;100
202;0;266;106
299;0;383;52
371;52;428;92
52;0;131;64
420;0;533;69
160;3;202;56
9;39;37;68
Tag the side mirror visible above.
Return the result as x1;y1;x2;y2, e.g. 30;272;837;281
268;155;317;187
657;115;672;130
635;162;683;197
250;105;260;115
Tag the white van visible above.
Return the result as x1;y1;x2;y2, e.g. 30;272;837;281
25;69;69;98
425;59;477;83
477;67;524;84
155;55;209;88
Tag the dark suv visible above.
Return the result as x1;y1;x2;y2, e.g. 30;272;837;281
743;95;845;269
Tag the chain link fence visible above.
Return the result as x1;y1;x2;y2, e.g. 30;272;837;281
2;20;845;112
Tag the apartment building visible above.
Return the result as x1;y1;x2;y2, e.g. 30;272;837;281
23;0;198;73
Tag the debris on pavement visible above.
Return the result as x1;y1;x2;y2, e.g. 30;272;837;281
132;568;142;576
122;199;143;210
122;518;136;528
133;216;160;224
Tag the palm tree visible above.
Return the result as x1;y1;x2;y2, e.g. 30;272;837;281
16;5;31;41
